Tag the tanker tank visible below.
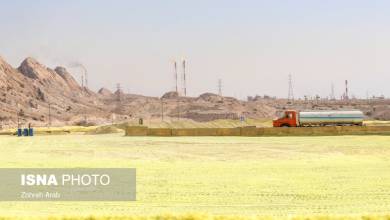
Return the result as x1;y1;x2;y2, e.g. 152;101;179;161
299;110;364;126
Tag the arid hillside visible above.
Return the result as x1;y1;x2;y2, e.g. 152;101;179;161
0;56;277;128
0;56;109;128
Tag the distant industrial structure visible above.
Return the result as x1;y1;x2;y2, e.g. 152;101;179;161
174;61;178;93
287;74;294;103
172;59;188;96
343;80;349;100
69;62;88;89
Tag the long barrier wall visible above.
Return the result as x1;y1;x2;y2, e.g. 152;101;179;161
125;126;390;137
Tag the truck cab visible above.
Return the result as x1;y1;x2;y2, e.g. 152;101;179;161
273;110;298;127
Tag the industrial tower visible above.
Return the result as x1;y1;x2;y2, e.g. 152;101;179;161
344;80;349;100
174;61;178;93
287;74;294;102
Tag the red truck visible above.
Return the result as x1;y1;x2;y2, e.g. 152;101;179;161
273;110;364;127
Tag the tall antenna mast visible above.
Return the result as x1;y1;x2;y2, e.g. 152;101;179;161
287;74;294;102
182;59;187;96
218;79;222;96
174;61;178;93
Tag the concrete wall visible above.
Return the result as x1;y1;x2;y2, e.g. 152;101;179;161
125;126;390;137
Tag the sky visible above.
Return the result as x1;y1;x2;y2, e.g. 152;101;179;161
0;0;389;99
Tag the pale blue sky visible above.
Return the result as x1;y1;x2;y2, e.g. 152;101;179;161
0;0;389;99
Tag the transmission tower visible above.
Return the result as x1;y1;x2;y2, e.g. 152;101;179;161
287;74;294;102
174;61;178;93
182;59;187;96
218;79;222;96
48;102;52;127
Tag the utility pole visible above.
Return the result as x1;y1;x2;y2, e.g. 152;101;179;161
161;99;164;122
177;98;180;121
48;102;52;127
16;102;20;129
84;110;87;124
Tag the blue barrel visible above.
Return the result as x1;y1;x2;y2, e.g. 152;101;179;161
29;128;34;136
17;128;22;137
23;128;29;136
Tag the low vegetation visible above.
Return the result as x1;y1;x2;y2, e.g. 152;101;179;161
0;134;390;218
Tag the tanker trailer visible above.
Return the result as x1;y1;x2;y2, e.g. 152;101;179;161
273;110;364;127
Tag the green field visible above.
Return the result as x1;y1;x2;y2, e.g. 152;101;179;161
0;134;390;218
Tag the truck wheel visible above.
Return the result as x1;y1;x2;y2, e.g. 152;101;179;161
281;124;290;127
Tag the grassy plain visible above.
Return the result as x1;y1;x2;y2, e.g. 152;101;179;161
0;134;389;218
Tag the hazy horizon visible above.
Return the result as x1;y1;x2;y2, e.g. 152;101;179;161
0;0;389;99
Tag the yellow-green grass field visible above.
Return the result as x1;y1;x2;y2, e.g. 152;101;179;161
0;134;390;219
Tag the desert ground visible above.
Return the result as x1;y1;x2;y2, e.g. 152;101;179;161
0;134;390;219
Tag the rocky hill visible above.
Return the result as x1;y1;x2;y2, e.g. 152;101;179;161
0;56;109;128
0;55;277;128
